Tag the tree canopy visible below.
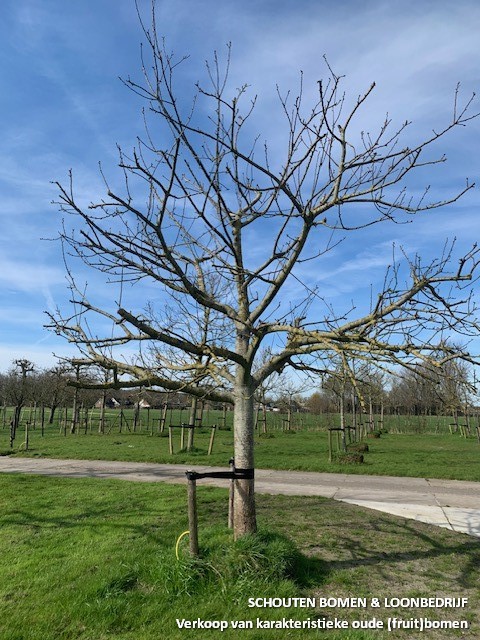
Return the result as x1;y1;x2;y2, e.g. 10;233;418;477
48;10;479;536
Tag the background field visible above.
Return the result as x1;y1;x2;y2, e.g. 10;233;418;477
1;407;479;481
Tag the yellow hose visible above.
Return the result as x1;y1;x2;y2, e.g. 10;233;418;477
175;530;190;560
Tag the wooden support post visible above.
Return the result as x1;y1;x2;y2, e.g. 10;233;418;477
328;429;332;463
24;420;29;451
169;426;173;455
41;404;45;437
222;403;227;430
180;425;185;451
32;402;37;430
208;425;216;456
187;474;199;557
160;403;168;433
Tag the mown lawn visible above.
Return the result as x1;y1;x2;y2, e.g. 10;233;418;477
0;474;479;639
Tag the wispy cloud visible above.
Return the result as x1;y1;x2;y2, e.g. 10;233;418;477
0;257;64;311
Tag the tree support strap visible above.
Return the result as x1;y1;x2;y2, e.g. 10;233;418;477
185;468;254;481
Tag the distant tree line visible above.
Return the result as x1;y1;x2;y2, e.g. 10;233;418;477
304;359;476;423
0;359;228;418
1;357;476;427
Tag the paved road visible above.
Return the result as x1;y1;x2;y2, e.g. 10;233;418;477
1;457;479;538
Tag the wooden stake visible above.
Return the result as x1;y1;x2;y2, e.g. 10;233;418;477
168;426;173;455
208;425;216;456
187;474;199;556
222;403;227;430
180;425;185;450
160;403;168;433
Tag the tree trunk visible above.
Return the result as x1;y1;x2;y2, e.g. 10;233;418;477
48;404;57;425
262;403;267;434
232;375;256;539
70;388;79;434
351;388;358;441
340;393;347;452
10;405;22;447
187;396;197;450
133;402;140;432
99;390;106;434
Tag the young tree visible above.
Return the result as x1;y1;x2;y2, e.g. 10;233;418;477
48;10;479;538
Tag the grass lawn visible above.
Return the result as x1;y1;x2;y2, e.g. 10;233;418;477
0;474;479;639
1;415;479;481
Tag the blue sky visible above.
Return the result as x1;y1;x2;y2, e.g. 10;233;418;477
0;0;479;372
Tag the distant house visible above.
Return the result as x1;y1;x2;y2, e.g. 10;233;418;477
135;398;151;409
94;397;120;409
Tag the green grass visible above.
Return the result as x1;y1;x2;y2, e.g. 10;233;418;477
0;474;479;639
2;414;479;481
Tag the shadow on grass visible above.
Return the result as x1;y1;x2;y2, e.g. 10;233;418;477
300;514;480;591
257;495;480;593
2;505;170;547
0;475;187;548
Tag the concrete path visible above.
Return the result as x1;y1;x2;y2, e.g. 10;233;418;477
1;457;479;538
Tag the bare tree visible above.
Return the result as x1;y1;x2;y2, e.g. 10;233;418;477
388;346;474;423
48;11;479;538
305;391;336;416
38;365;74;426
6;359;35;447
